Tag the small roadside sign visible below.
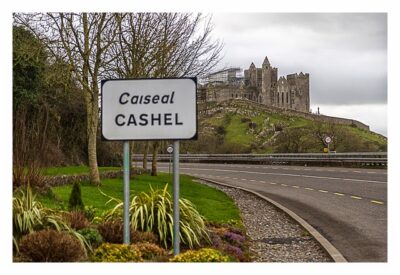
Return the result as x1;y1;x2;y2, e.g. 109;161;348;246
167;145;173;154
324;136;332;144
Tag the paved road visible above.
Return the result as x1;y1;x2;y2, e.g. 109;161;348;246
157;162;387;262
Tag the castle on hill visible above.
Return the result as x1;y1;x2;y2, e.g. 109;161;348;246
198;56;310;113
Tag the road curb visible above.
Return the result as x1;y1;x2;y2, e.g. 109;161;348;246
198;177;348;263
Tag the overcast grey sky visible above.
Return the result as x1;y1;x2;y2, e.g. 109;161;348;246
210;13;387;135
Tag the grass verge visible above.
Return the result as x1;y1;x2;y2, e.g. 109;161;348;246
39;172;241;224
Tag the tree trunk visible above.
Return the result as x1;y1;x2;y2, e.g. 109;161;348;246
82;13;100;185
143;141;149;170
151;141;160;176
85;90;101;185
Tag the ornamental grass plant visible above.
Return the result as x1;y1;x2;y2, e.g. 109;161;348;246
103;184;209;248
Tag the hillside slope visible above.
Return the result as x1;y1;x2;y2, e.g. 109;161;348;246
181;100;387;154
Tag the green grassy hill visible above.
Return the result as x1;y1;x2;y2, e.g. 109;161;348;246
181;100;387;154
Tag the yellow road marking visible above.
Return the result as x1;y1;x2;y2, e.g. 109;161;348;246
371;200;384;205
281;184;288;186
292;185;300;188
350;196;362;200
334;192;345;196
305;187;314;191
269;182;277;185
318;190;328;193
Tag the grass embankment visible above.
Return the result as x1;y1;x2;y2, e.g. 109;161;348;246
39;172;240;225
203;107;386;153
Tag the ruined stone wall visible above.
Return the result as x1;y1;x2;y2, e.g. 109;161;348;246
295;73;310;113
276;77;288;109
203;85;243;102
284;73;310;112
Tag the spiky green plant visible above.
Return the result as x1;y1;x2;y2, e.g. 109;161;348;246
102;184;209;248
13;185;44;238
13;185;89;253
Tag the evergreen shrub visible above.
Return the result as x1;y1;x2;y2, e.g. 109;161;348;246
131;230;158;244
78;228;103;249
18;229;85;262
98;220;125;244
66;211;89;230
91;243;142;262
68;182;84;210
132;242;167;261
170;248;230;262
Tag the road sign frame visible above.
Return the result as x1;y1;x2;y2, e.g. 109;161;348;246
101;77;198;141
101;77;195;255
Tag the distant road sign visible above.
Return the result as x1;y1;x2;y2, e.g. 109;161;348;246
167;145;173;154
101;78;197;140
324;136;332;144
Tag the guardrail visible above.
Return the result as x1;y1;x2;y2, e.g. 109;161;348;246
133;152;387;167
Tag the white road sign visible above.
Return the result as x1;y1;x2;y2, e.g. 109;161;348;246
101;78;197;140
324;136;332;144
167;146;174;154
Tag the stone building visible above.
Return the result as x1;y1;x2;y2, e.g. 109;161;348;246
199;56;310;113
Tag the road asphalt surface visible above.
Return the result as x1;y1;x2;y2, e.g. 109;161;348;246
157;162;387;262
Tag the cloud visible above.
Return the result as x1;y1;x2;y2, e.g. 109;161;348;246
211;13;387;105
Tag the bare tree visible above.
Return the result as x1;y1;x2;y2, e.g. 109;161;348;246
112;13;223;175
15;13;120;185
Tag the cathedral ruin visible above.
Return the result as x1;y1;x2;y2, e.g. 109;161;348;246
198;56;310;113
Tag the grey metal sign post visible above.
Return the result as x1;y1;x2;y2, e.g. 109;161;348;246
123;141;130;244
173;141;180;255
101;78;197;251
167;145;173;175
